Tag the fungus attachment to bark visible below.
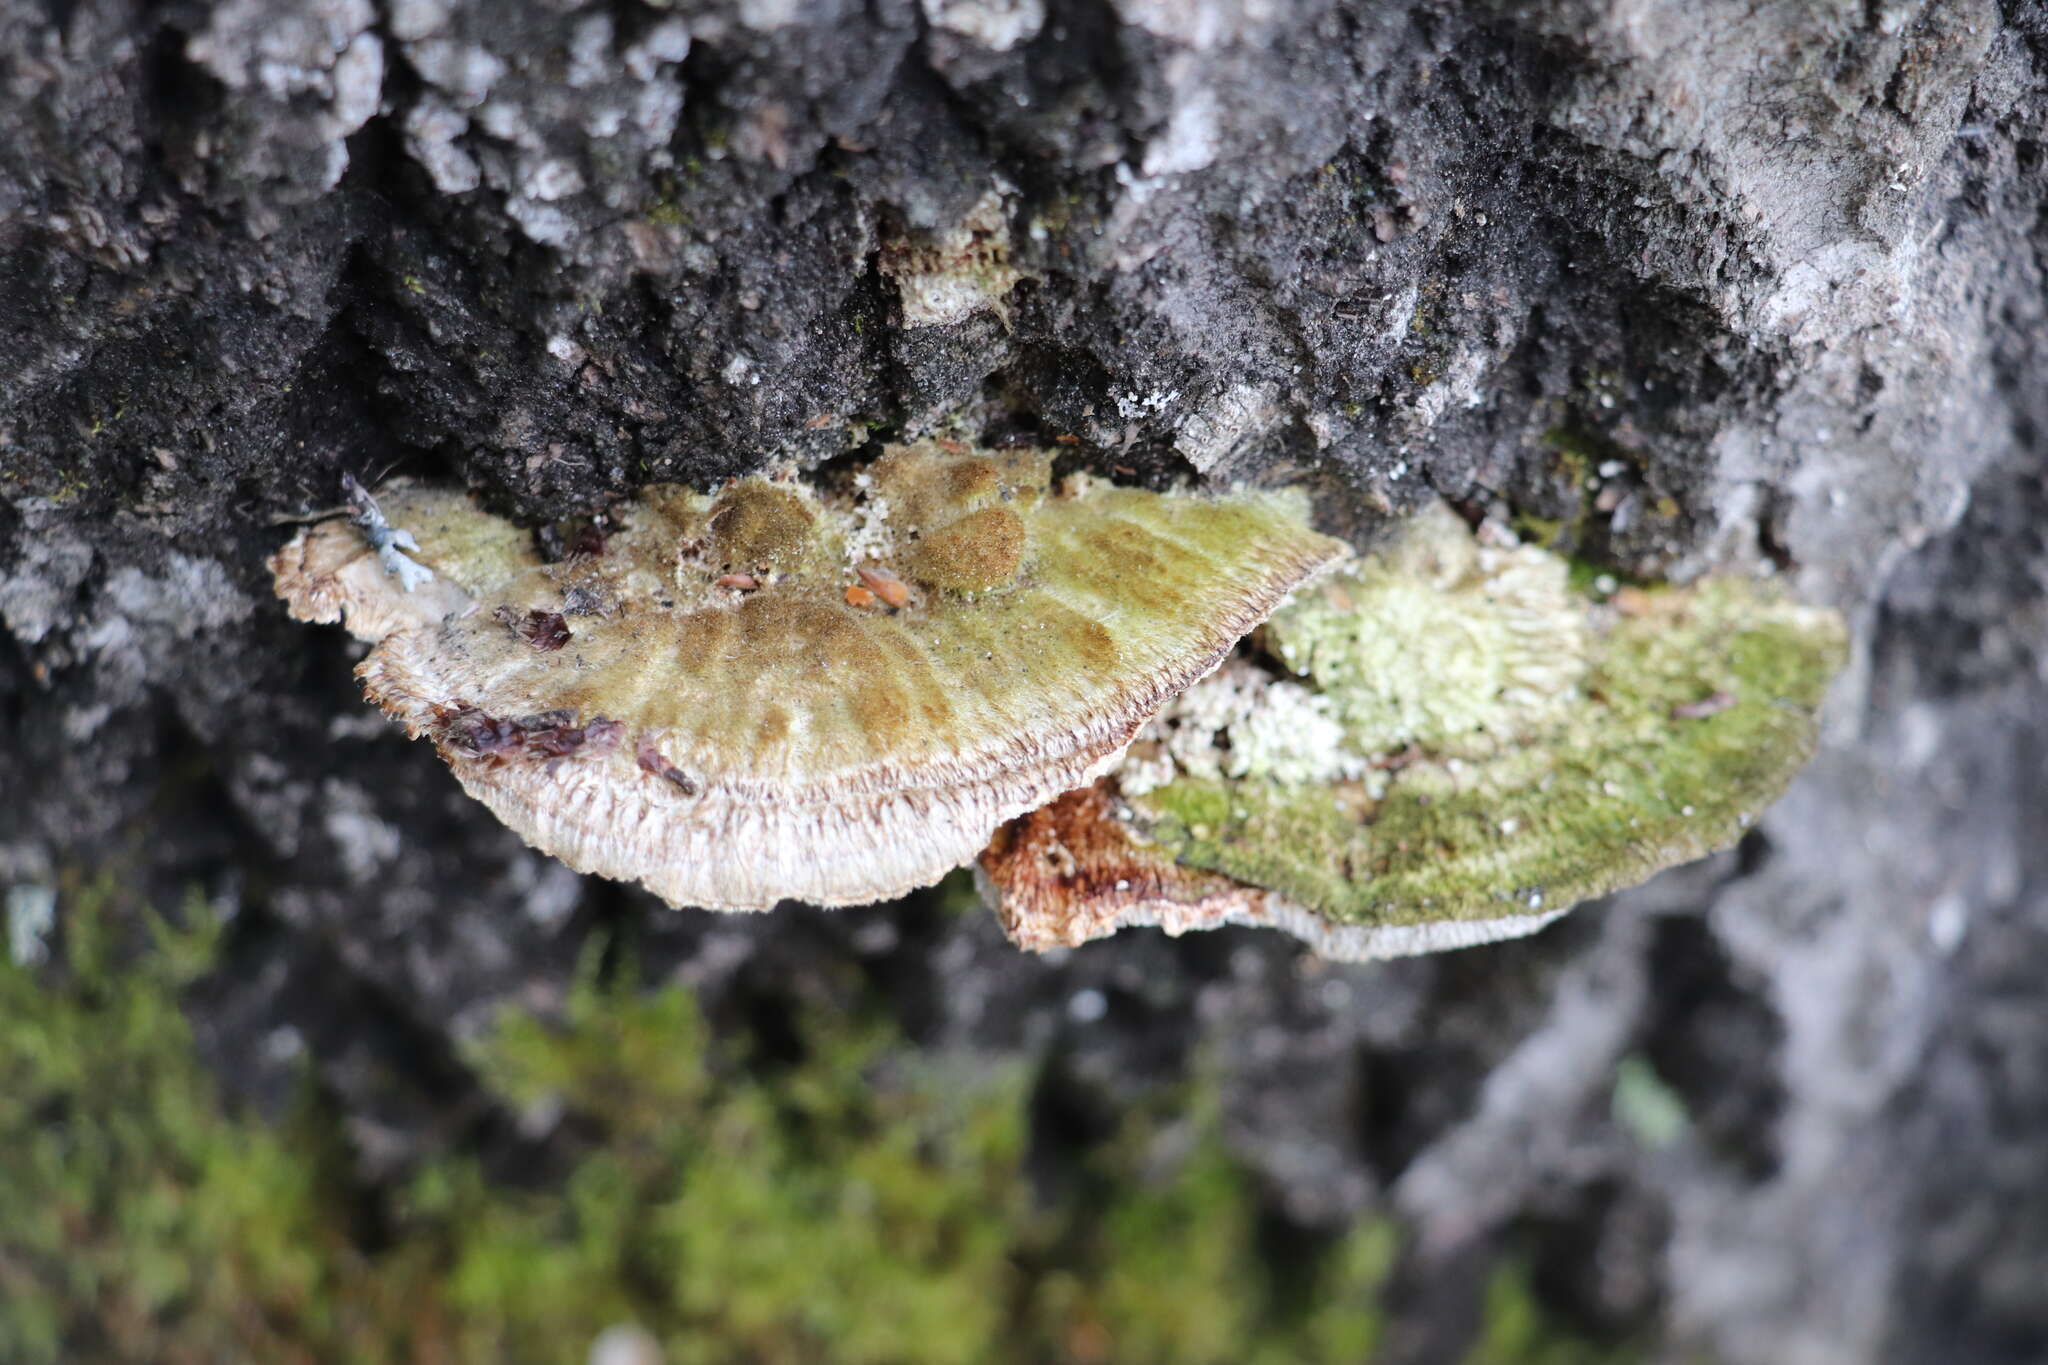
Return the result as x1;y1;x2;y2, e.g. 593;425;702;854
979;503;1849;960
268;445;1349;911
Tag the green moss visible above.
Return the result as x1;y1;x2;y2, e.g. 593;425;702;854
0;876;374;1365
1566;557;1629;597
1139;561;1845;928
430;988;1403;1365
1463;1259;1644;1365
1075;1097;1394;1364
1525;424;1638;551
1542;426;1597;484
643;175;689;229
933;866;987;917
1510;511;1566;548
2;881;1422;1365
414;961;1028;1365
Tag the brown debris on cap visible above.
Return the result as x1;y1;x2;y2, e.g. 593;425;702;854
495;606;572;651
854;566;912;609
270;446;1350;912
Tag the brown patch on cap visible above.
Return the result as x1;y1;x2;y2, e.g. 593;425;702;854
707;482;815;574
868;443;1049;533
908;505;1027;591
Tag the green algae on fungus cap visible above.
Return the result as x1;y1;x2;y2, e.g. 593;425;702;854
982;503;1848;960
268;445;1349;911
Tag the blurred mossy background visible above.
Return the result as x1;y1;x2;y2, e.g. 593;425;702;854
1;876;1636;1365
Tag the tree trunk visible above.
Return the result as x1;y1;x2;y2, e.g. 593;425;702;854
4;0;2047;1358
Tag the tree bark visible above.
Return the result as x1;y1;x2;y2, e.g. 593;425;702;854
4;0;2047;1358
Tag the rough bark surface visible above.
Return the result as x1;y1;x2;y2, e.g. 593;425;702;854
4;0;2047;1358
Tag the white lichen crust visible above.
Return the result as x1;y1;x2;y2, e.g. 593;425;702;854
269;449;1350;911
1117;660;1364;796
1265;502;1587;756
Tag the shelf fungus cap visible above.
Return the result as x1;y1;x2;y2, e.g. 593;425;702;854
981;502;1849;960
979;783;1573;959
269;447;1350;911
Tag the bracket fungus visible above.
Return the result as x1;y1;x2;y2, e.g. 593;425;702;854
270;445;1348;910
980;503;1848;960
